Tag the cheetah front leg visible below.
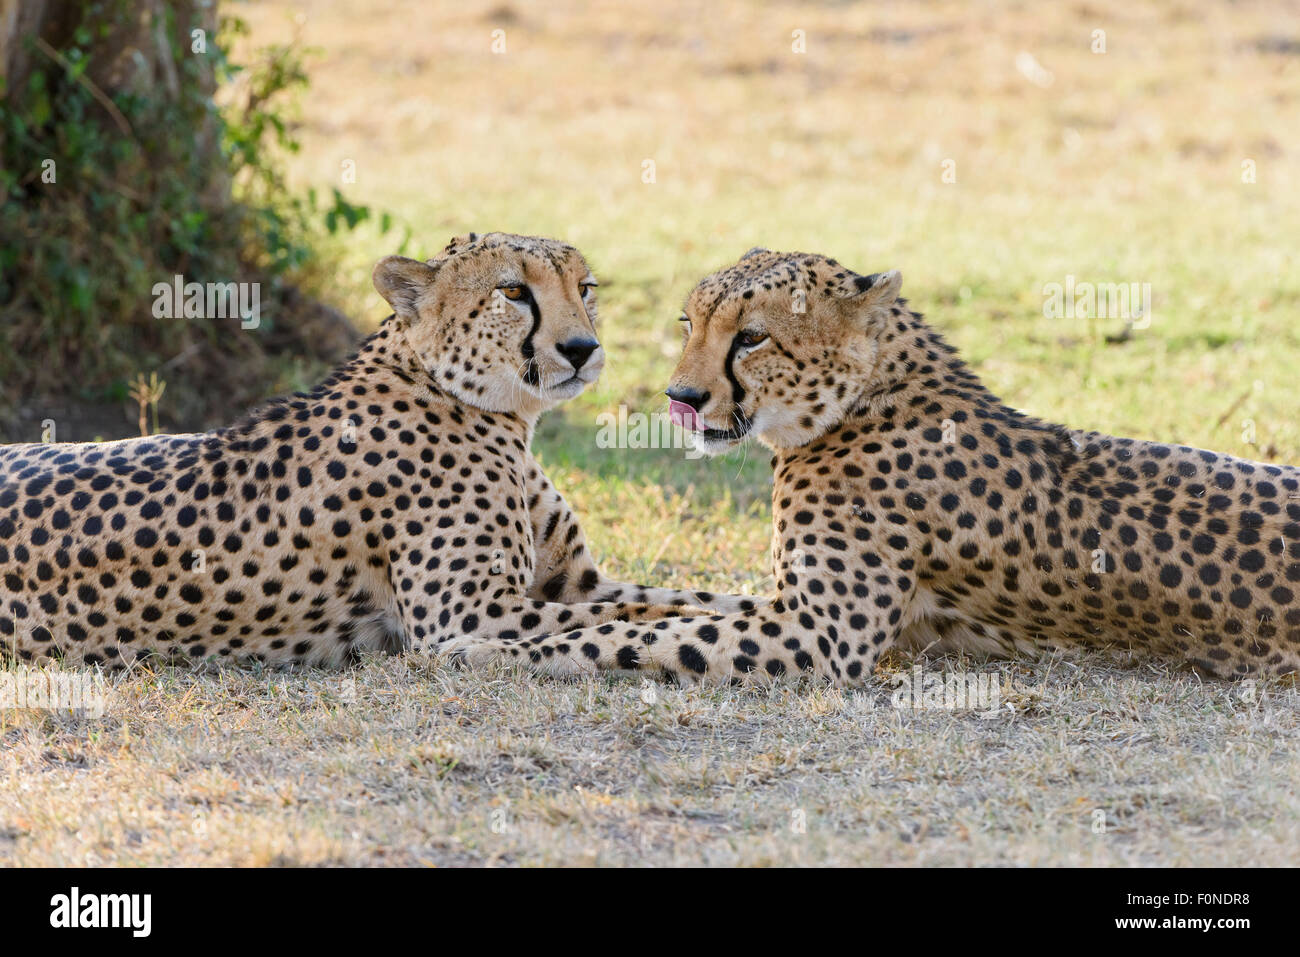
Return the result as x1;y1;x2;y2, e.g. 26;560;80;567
526;469;765;614
449;546;918;685
386;540;716;655
444;595;902;686
443;606;801;682
398;593;705;656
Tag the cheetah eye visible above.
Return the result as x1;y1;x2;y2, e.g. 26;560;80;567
736;329;768;348
498;284;527;301
580;281;597;299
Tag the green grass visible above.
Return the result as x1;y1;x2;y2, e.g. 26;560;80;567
4;0;1300;865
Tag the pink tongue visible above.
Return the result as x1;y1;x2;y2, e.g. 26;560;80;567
668;399;701;432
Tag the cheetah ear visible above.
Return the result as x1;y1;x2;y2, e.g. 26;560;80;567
832;268;902;307
741;246;770;261
373;255;439;321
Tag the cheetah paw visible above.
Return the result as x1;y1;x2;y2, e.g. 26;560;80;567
438;636;506;669
439;636;597;677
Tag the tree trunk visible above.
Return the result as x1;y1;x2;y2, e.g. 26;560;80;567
1;0;222;181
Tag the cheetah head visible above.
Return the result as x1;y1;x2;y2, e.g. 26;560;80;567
667;248;902;455
372;232;603;415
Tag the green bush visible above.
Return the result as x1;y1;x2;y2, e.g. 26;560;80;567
0;0;400;433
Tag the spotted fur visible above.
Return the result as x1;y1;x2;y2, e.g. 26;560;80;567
0;233;756;668
451;248;1300;683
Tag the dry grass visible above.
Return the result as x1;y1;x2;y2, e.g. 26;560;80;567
3;652;1298;866
4;0;1300;865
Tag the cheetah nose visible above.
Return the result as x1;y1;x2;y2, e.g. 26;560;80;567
556;337;599;372
666;386;709;410
666;387;709;431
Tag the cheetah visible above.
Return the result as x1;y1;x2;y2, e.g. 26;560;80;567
451;247;1300;684
0;232;757;668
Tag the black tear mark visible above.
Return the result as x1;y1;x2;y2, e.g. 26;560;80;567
520;291;543;386
724;335;748;405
